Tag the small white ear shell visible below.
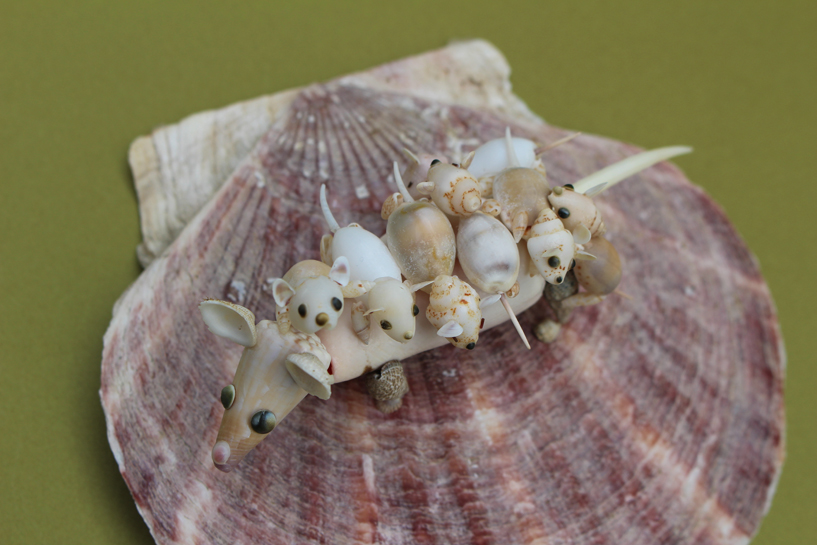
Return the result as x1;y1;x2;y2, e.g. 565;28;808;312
199;299;258;348
572;224;592;245
271;279;296;307
329;256;351;287
437;320;464;338
285;353;334;400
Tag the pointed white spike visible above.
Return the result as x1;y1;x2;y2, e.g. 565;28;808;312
402;148;420;165
535;132;582;156
410;280;434;292
320;184;341;233
584;183;607;198
505;127;521;167
393;161;414;203
437;320;464;338
575;250;597;261
572;224;591;245
500;293;530;349
479;293;502;308
363;307;385;316
573;146;692;195
461;150;476;170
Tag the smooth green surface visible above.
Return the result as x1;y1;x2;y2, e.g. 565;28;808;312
0;2;813;543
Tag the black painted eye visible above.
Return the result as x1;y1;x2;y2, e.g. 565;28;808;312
220;385;235;409
570;259;576;270
431;159;441;166
558;207;570;219
564;184;575;190
250;410;277;434
298;304;307;317
413;304;419;316
332;297;343;311
548;256;560;268
380;320;392;330
556;276;563;284
466;342;476;350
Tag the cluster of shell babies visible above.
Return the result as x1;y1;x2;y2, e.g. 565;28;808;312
199;129;690;471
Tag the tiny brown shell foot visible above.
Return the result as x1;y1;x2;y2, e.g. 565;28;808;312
365;360;409;413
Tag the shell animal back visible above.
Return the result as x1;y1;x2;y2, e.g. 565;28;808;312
102;43;784;545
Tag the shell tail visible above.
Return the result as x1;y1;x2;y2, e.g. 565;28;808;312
393;161;414;203
573;146;693;195
320;184;341;233
504;127;521;168
500;292;531;350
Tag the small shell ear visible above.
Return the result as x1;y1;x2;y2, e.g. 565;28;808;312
575;250;597;261
409;280;434;293
272;279;296;307
402;148;420;165
479;293;502;308
329;256;350;287
285;353;334;400
436;320;464;338
461;150;476;170
199;299;258;347
572;224;592;245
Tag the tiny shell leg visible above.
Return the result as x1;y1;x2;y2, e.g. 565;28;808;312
511;210;528;243
351;300;371;345
481;198;501;217
365;360;409;414
275;305;292;334
479;176;494;198
534;320;561;343
559;292;606;312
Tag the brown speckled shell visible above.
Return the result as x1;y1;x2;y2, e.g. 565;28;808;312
102;42;784;545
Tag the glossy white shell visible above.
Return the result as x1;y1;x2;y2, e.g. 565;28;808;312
331;225;402;283
467;136;538;179
456;212;520;294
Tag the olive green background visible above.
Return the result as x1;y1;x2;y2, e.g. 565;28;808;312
1;1;813;543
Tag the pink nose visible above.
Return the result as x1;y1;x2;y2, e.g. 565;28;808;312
212;441;232;471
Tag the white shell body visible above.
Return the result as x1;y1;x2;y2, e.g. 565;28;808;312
456;212;520;294
385;201;456;285
467;136;539;179
527;208;576;285
425;275;482;349
366;278;417;343
331;224;402;283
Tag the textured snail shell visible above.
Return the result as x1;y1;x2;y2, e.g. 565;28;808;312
425;275;482;349
418;162;482;216
574;235;621;295
385;200;456;286
492;167;551;242
548;185;606;237
456;211;520;295
526;208;576;285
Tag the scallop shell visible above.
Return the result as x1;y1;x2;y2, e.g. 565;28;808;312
102;41;784;545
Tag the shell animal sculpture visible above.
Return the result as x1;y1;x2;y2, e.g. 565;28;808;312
102;41;784;545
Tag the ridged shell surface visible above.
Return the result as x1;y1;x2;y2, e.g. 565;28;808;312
102;41;784;545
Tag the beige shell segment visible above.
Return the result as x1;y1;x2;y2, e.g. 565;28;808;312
386;201;456;286
492;167;550;241
574;235;622;295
